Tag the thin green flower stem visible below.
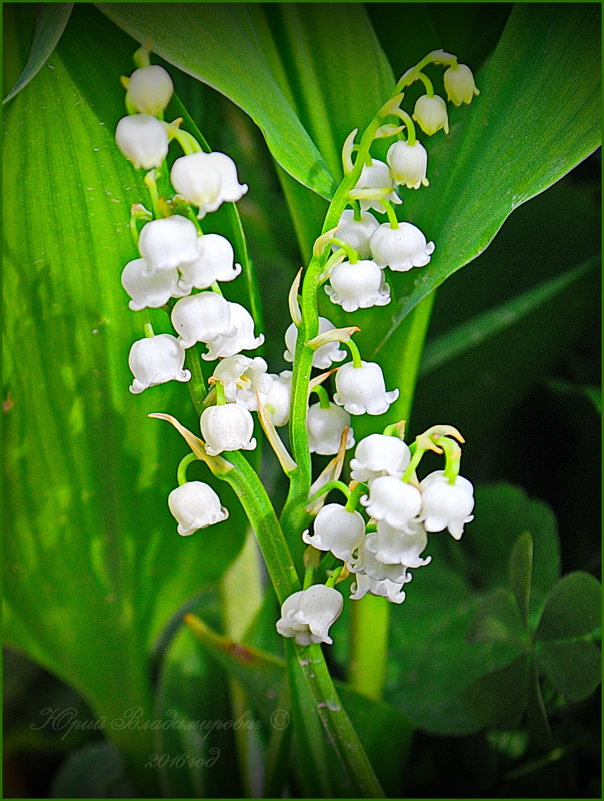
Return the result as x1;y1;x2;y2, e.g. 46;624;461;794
415;71;435;96
302;563;315;590
184;348;207;413
392;108;417;145
352;200;362;221
214;381;226;405
310;384;331;409
344;483;365;513
350;292;437;700
307;479;351;507
343;338;363;368
132;43;151;69
331;237;359;264
325;566;343;588
142;310;154;338
176;452;199;486
402;444;427;483
395;50;456;94
169;126;202;155
382;199;400;229
438;436;462;483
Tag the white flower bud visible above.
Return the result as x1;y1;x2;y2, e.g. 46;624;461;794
276;584;343;646
370;222;435;272
349;573;410;605
168;481;228;536
350;433;411;483
443;64;479;107
420;470;474;539
178;233;242;291
171;292;235;349
361;475;422;531
333;361;399;416
284;317;346;369
386;140;429;189
366;520;431;568
347;537;410;583
412;94;449;136
264;370;292;427
332;209;380;259
121;258;186;311
325;259;391;312
307;402;354;455
115;114;169;170
126;65;173;115
202;302;264;361
200;402;256;455
128;334;190;394
303;504;365;561
170;152;248;218
138;215;200;271
212;355;270;410
354;158;402;213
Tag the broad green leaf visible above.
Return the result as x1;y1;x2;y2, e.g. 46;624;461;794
509;532;534;628
98;3;336;199
3;3;72;104
3;6;251;786
535;572;602;641
420;256;599;377
386;483;559;735
535;640;601;703
375;3;601;353
463;655;530;730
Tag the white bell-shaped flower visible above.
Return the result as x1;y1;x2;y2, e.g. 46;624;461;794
213;355;270;410
361;475;422;531
115;114;169;170
264;370;292;427
386;140;429;189
284;317;347;370
170;152;248;218
332;209;380;259
347;537;409;583
366;520;431;568
325;259;391;312
168;481;228;536
420;470;475;539
138;215;200;271
333;361;399;416
303;503;365;562
126;65;174;115
349;573;410;604
171;292;235;349
178;233;242;291
200;402;256;455
121;257;187;311
350;433;411;483
443;64;479;107
307;401;354;455
354;158;402;213
276;584;343;646
413;94;449;135
202;302;264;361
370;222;435;272
128;334;190;394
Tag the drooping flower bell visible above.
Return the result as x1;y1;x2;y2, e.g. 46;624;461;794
126;65;174;115
115;114;169;170
307;402;354;455
412;94;449;136
334;360;399;416
138;215;200;271
366;520;431;568
420;470;475;539
128;334;190;394
333;209;380;259
276;584;343;646
387;140;429;190
443;64;479;107
212;355;270;410
325;258;391;312
350;433;411;483
202;301;264;361
121;257;187;311
171;292;235;349
302;503;365;562
353;158;402;213
284;317;346;370
200;402;257;455
349;572;410;604
361;475;422;531
347;537;410;584
263;370;293;427
370;222;435;272
178;233;242;291
168;481;228;536
170;152;248;218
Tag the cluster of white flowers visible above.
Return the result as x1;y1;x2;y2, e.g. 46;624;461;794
116;51;479;651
